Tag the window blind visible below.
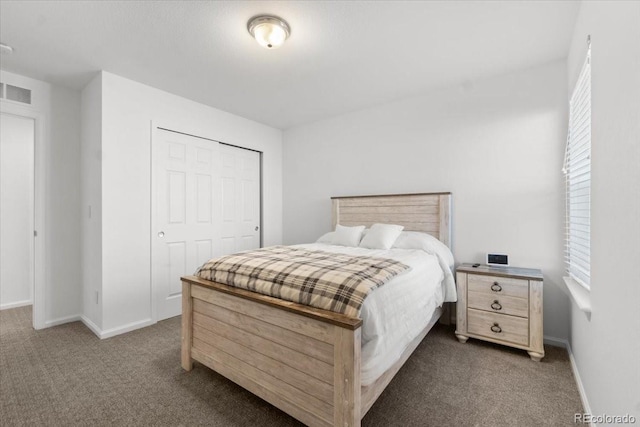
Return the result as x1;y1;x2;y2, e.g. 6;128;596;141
563;47;591;288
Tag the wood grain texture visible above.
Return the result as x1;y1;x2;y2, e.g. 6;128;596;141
193;298;334;364
528;280;545;359
455;272;468;343
340;205;439;215
467;274;529;299
193;310;334;384
192;334;334;421
191;285;337;342
438;194;451;247
186;282;359;426
339;213;440;223
457;264;543;281
467;291;529;318
191;347;333;427
192;328;334;404
181;281;193;371
331;192;451;200
456;266;544;360
336;198;440;206
331;193;452;247
467;309;529;346
183;275;362;330
334;327;361;427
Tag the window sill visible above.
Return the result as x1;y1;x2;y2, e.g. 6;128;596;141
563;276;592;320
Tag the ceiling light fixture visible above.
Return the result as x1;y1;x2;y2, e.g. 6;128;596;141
247;15;290;49
0;43;14;55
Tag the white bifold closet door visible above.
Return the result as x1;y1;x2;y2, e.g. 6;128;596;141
152;129;260;321
219;143;261;253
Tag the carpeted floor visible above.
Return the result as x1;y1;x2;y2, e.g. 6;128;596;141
0;306;583;426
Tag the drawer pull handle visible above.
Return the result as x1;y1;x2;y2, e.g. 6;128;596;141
491;323;502;333
491;300;502;311
491;282;502;292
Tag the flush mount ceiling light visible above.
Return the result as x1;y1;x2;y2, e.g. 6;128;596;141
247;15;290;49
0;43;14;55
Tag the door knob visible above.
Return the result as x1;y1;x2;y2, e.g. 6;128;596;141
255;226;259;231
158;231;165;238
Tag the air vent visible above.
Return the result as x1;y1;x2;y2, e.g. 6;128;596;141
6;84;31;104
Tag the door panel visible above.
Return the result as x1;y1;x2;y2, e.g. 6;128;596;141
152;130;261;320
168;242;187;296
168;171;186;224
195;239;213;263
196;174;212;223
152;130;220;320
219;144;261;255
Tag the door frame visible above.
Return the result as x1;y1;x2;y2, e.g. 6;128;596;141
150;122;263;323
0;101;47;329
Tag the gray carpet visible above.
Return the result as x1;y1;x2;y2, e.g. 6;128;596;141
0;306;583;426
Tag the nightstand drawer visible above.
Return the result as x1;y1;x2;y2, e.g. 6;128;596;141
468;290;529;318
467;309;529;346
468;274;528;299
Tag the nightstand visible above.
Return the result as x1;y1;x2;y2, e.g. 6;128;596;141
455;264;544;361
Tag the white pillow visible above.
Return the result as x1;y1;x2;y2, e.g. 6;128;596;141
316;231;334;244
331;224;366;247
392;231;454;268
359;224;404;250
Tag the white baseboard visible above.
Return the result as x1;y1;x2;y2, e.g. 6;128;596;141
80;315;155;339
80;315;103;337
44;314;80;328
0;299;32;311
544;335;593;424
543;335;568;348
567;341;593;422
100;318;155;339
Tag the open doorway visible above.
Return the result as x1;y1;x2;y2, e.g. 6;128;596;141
0;112;35;320
0;102;45;330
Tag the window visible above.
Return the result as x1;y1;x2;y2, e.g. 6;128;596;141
563;46;591;289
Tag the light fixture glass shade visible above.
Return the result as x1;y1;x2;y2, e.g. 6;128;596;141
248;15;290;49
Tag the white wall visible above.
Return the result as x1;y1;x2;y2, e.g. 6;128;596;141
0;114;34;309
47;85;83;324
0;70;82;325
283;61;570;340
567;1;640;419
80;73;103;330
88;71;283;335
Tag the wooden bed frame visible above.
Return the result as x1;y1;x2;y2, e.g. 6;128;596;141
181;192;452;427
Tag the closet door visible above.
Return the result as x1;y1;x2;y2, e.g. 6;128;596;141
219;144;261;255
152;129;261;321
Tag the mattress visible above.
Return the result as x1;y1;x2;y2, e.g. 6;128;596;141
294;243;453;386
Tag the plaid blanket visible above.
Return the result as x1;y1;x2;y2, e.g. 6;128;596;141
195;246;410;317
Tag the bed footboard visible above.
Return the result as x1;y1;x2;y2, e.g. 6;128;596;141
181;277;363;427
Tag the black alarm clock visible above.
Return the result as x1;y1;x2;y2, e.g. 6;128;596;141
487;253;509;267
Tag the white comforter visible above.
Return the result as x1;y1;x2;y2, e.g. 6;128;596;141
294;243;455;386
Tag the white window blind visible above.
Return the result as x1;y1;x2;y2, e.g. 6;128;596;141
563;46;591;288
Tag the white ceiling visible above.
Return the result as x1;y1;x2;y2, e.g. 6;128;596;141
0;1;579;129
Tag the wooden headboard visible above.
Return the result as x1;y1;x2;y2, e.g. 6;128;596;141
331;192;452;248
